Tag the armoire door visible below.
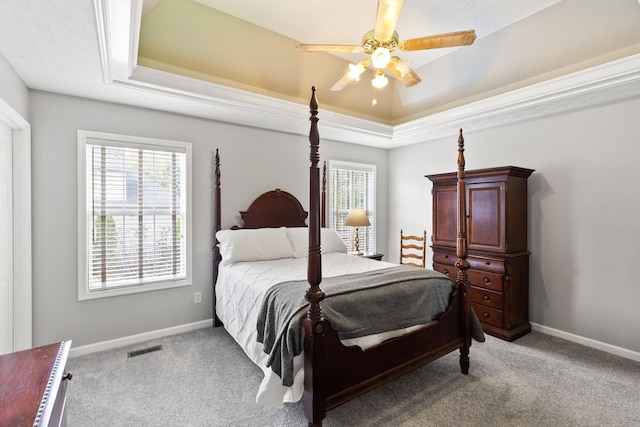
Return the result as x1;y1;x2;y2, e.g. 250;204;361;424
431;183;456;247
466;181;507;253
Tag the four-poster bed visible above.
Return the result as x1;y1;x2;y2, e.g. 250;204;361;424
212;87;480;426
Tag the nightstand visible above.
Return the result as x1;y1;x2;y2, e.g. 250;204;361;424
359;253;383;261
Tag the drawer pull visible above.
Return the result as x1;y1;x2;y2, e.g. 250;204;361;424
443;254;449;258
442;269;449;276
63;372;73;381
482;312;490;318
485;261;490;265
483;277;491;285
483;295;490;301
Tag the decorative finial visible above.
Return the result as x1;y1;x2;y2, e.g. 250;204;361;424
458;129;465;171
310;86;318;111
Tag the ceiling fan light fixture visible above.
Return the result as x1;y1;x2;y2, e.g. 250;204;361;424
348;62;366;81
371;70;388;89
296;0;476;96
371;46;391;69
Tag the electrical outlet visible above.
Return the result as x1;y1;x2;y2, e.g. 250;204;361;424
194;291;202;304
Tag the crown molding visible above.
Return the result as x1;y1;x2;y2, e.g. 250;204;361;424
127;65;395;146
94;0;640;149
392;53;640;146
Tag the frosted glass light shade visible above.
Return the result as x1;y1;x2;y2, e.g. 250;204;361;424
371;47;391;69
348;62;366;81
371;73;388;89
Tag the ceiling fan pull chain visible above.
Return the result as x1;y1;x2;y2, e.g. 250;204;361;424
372;87;378;107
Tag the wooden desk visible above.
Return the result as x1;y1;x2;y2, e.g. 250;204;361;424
0;341;72;427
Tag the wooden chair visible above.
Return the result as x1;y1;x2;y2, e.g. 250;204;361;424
399;229;427;268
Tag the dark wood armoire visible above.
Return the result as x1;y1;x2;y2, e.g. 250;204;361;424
426;166;534;341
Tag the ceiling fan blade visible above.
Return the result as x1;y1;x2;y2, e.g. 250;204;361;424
295;44;363;53
374;0;404;40
400;30;477;51
388;59;421;87
330;72;353;91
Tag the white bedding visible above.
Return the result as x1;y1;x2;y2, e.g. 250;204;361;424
216;252;428;408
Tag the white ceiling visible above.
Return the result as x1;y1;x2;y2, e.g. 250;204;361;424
194;0;562;70
1;0;640;148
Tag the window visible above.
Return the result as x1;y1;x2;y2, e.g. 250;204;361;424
77;131;192;300
328;160;376;253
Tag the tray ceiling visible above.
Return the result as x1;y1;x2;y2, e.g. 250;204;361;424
1;0;640;147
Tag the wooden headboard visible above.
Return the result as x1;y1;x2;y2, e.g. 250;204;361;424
237;189;308;228
222;162;327;230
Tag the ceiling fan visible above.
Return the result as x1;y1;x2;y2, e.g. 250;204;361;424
295;0;477;91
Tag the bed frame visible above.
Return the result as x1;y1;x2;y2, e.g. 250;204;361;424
213;87;472;426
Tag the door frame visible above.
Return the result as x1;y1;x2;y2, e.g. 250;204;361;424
0;97;32;352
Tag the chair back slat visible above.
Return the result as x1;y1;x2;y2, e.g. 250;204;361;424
399;229;427;268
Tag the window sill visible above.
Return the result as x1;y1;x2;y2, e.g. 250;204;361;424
78;279;191;301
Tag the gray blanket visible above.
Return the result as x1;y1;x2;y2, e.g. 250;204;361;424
257;265;485;386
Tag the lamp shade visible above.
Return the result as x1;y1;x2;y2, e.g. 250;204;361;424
344;208;370;227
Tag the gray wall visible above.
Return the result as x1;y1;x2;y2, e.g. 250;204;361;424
22;81;640;357
29;90;388;347
388;95;640;354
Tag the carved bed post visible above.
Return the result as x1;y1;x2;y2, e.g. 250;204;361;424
322;161;327;228
213;149;223;327
303;87;327;427
455;129;471;374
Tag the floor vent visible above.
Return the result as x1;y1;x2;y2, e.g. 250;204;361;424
127;345;163;358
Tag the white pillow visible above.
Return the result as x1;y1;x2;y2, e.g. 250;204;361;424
322;228;348;254
287;227;347;258
286;227;309;258
215;227;294;264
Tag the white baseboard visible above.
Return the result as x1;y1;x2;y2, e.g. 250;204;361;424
531;322;640;363
69;319;640;364
69;319;214;358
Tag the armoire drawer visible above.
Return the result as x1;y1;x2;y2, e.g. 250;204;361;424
470;286;503;309
467;255;505;274
468;269;504;292
433;263;457;279
433;251;506;275
433;251;457;266
472;303;503;328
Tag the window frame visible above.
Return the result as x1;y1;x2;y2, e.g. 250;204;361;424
77;130;192;301
327;159;376;254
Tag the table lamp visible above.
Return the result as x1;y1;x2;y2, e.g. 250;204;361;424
344;208;370;255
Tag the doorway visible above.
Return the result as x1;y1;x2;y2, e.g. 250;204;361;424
0;98;32;354
0;121;12;354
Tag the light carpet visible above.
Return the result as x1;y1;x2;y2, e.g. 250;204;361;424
67;328;640;426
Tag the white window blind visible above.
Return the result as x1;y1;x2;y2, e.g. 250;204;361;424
329;161;376;253
78;131;192;300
